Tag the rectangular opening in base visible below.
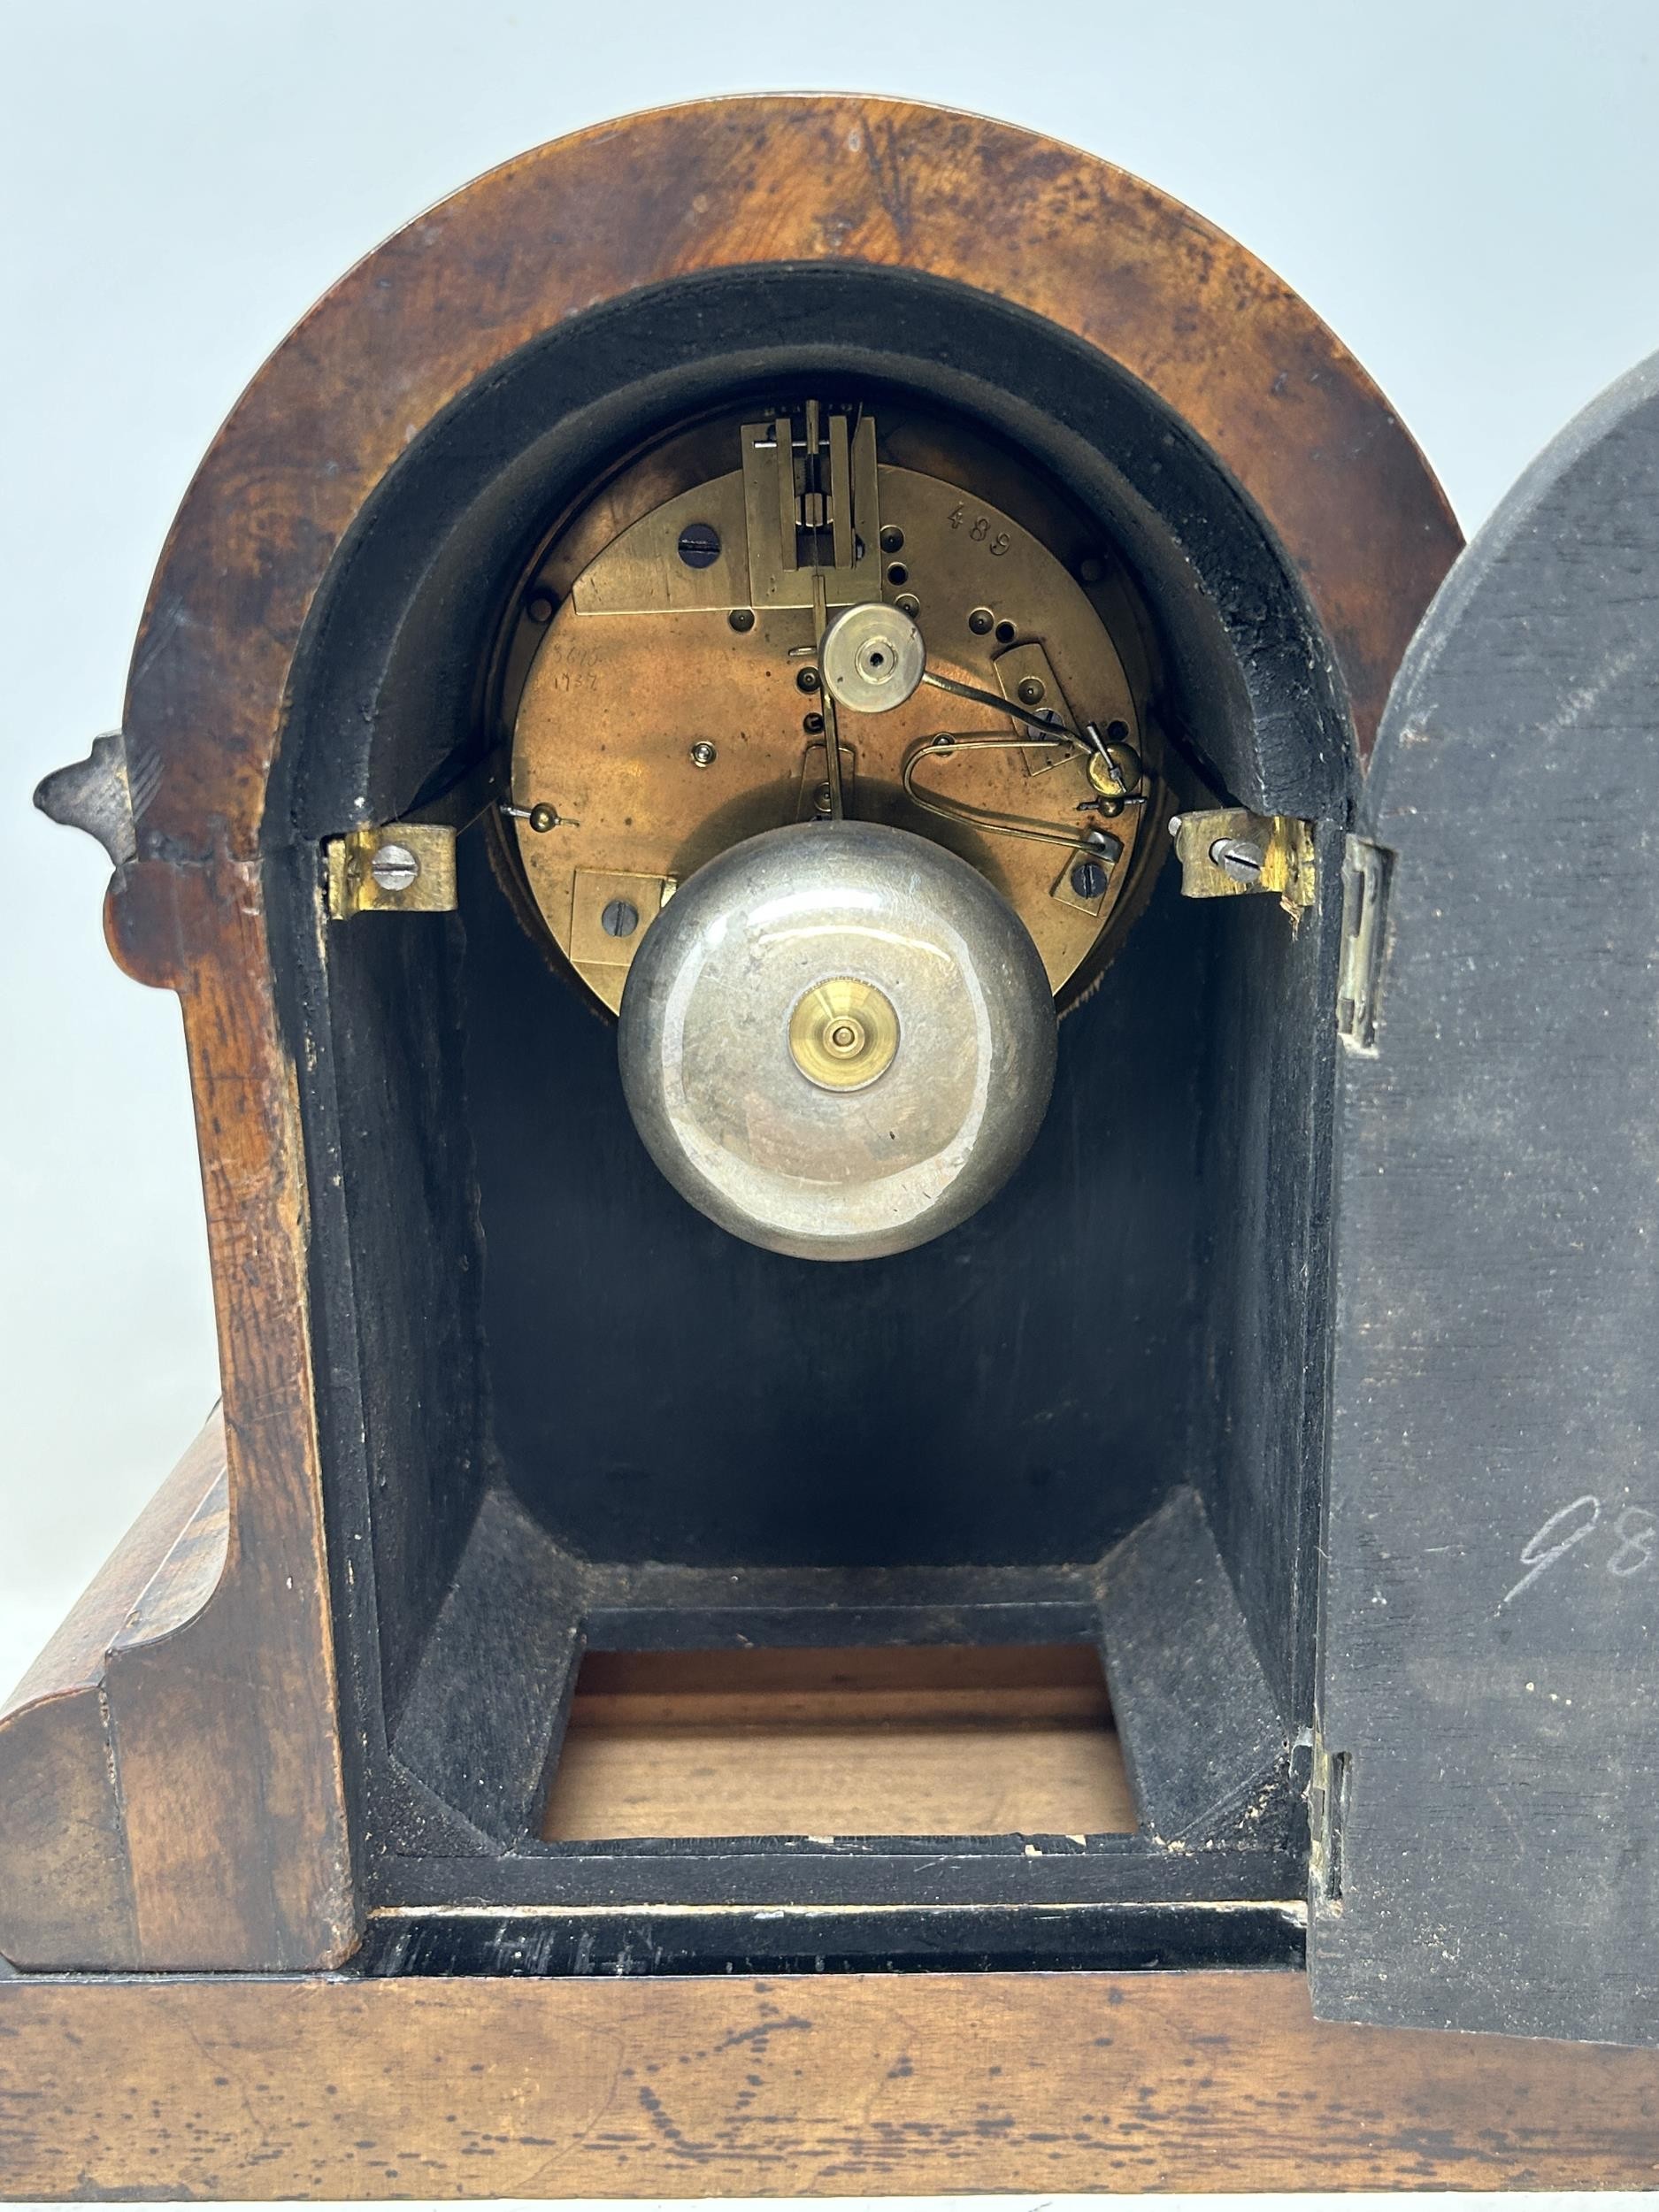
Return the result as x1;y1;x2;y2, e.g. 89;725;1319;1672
539;1642;1136;1841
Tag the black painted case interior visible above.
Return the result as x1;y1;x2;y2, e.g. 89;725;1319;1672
268;265;1356;1972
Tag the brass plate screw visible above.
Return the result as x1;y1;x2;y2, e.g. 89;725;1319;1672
370;841;419;894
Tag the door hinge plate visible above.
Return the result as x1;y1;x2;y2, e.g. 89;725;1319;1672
1335;835;1390;1049
325;824;457;918
1308;1736;1350;1909
1168;808;1316;917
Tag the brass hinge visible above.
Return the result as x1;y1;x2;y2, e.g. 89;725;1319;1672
1308;1736;1351;1909
1168;808;1316;918
324;824;457;918
1335;835;1390;1051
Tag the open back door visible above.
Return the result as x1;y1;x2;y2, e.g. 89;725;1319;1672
1313;351;1659;2045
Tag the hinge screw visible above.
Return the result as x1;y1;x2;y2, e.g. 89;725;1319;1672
370;841;420;893
1210;835;1265;883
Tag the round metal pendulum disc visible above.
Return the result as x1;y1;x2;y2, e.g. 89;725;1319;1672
617;823;1058;1260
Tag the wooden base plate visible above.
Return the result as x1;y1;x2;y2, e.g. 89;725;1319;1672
3;1966;1657;2196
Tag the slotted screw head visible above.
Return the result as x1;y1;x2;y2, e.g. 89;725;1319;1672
1210;836;1265;882
371;841;419;893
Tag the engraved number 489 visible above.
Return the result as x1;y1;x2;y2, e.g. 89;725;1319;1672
946;503;1011;556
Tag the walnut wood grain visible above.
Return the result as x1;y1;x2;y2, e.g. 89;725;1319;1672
542;1723;1137;1839
127;98;1460;873
102;865;352;1970
542;1644;1135;1839
3;1412;227;1718
568;1641;1113;1726
0;856;357;1972
0;1415;227;1967
3;1967;1655;2196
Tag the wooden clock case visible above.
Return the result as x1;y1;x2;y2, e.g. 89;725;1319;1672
4;96;1659;2196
